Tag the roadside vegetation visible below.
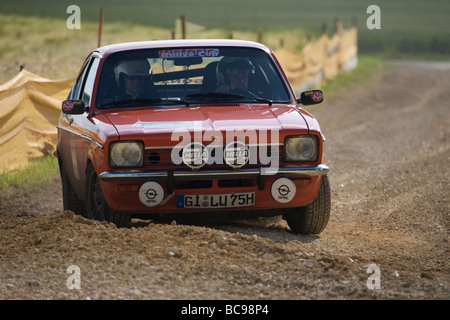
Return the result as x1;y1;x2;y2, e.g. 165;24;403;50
321;55;387;93
0;155;59;193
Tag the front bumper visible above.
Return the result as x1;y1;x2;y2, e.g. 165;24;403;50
98;164;329;213
98;164;330;182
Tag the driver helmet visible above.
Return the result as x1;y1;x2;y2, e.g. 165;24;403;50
216;57;255;85
114;59;152;89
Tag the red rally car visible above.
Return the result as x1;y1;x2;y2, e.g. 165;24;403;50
55;39;330;234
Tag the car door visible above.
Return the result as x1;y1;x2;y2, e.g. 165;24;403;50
59;54;100;199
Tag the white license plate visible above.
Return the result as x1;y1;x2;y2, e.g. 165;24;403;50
176;192;255;208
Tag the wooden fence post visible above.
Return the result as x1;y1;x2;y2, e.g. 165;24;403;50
257;30;263;43
334;17;342;34
321;22;327;35
98;8;104;47
181;15;186;39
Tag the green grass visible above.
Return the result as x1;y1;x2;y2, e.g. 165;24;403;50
0;155;59;192
321;54;387;93
301;54;388;114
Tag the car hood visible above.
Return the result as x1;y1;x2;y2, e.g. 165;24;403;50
102;104;310;141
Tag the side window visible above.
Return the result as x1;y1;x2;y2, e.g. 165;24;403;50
81;57;100;106
70;61;90;100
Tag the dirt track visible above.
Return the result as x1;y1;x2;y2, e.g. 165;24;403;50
0;60;448;300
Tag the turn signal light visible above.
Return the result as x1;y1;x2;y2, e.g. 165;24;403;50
293;178;311;187
117;184;140;193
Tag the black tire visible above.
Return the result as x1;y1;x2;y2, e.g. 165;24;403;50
284;175;331;235
85;163;131;228
60;162;86;216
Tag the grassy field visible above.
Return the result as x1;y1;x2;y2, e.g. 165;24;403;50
1;0;449;57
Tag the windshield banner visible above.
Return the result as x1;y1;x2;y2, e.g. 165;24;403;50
159;48;220;58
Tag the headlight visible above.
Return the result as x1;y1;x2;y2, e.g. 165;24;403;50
110;141;144;167
284;135;318;161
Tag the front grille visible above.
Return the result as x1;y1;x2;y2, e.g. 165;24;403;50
144;144;283;170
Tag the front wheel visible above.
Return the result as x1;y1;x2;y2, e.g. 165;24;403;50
85;163;131;228
284;175;331;235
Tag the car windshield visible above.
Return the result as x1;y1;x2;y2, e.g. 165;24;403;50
96;46;292;108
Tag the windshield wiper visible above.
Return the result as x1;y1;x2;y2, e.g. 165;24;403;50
185;92;273;106
248;97;273;106
186;92;242;99
100;98;189;108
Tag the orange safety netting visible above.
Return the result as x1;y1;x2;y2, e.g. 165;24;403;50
0;70;73;171
274;27;358;91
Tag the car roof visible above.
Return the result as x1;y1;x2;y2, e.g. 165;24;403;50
94;39;272;57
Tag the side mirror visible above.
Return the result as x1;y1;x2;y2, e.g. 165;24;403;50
62;100;87;114
298;90;324;106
